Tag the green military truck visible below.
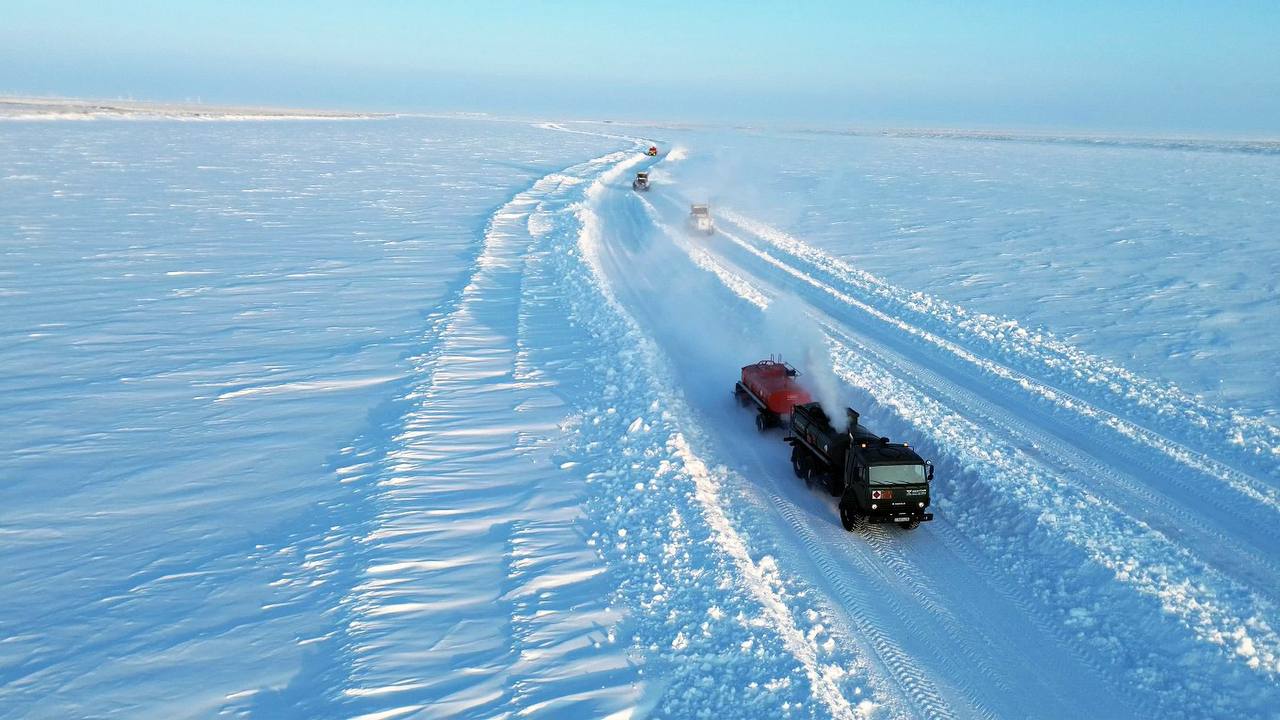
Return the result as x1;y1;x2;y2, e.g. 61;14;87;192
787;402;935;530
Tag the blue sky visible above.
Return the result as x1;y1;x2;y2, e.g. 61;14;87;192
4;0;1278;134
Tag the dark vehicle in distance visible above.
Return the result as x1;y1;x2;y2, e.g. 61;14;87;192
632;171;651;191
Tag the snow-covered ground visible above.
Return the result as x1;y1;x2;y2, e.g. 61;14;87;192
1;116;1276;719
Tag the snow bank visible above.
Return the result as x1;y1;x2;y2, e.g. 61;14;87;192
721;210;1280;490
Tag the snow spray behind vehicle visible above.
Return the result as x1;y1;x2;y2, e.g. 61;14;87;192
761;294;846;430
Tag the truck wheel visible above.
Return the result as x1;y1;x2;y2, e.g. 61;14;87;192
898;520;921;531
791;452;807;479
755;413;769;432
839;506;861;532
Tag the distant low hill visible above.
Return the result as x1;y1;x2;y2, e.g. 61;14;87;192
0;96;388;120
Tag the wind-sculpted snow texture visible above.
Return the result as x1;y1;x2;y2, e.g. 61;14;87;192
0;118;621;717
2;117;1277;719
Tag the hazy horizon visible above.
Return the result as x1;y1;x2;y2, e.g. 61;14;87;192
5;1;1278;137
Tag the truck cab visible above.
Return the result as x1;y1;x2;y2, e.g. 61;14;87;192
840;430;934;530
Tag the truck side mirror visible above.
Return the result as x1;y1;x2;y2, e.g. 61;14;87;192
925;461;934;483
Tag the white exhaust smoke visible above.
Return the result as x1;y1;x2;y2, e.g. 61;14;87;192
761;294;848;431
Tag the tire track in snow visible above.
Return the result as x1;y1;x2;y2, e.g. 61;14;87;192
850;520;1017;709
596;149;1280;712
626;186;1277;715
635;194;1093;720
706;219;1280;682
764;494;962;720
694;204;1280;576
823;340;1280;713
569;155;877;720
653;211;1147;717
718;211;1280;507
635;205;1279;717
619;170;1044;719
815;318;1280;604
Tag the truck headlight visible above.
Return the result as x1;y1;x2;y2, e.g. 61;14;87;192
918;502;925;508
870;503;877;510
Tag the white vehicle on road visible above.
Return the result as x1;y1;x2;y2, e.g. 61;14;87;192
689;203;714;235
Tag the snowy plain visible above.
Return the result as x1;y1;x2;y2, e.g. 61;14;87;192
1;116;1277;719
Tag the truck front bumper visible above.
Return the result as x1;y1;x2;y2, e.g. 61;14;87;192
867;511;933;524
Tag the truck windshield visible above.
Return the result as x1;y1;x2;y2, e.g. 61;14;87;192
869;464;927;485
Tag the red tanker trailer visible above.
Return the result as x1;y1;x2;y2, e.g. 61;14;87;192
734;358;813;432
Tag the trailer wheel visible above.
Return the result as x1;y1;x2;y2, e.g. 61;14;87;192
897;520;921;531
734;385;749;407
755;412;770;432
